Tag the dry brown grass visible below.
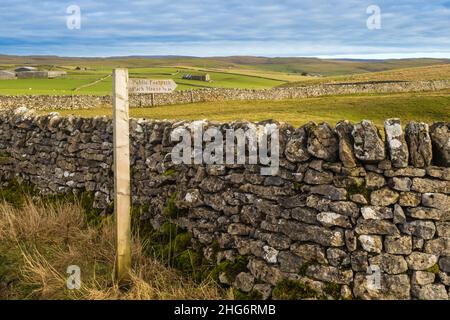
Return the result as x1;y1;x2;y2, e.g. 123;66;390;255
0;198;229;300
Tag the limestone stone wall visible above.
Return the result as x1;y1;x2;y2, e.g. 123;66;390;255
0;80;449;110
1;108;450;300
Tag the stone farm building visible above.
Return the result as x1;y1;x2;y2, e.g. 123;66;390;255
182;73;211;82
14;66;67;79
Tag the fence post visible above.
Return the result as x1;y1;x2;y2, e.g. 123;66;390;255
112;68;131;283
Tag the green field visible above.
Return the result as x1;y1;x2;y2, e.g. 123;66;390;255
1;55;450;95
0;67;284;95
41;89;450;127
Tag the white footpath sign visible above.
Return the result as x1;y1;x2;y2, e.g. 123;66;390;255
128;78;177;93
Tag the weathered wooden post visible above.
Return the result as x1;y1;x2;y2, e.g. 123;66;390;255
112;68;131;283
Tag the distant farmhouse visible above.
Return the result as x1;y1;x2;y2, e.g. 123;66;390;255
0;67;67;80
182;73;211;82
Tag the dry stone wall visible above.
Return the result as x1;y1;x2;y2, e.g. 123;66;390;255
1;107;450;300
0;80;449;110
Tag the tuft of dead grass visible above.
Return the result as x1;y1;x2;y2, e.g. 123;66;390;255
0;198;229;300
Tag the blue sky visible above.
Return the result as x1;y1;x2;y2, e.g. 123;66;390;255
0;0;449;58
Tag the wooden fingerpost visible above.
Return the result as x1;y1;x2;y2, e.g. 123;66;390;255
112;68;131;283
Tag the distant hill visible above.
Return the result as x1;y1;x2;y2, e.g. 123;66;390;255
1;54;449;77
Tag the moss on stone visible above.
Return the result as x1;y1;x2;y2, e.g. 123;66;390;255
323;282;342;300
346;179;371;201
163;168;178;177
298;261;316;276
233;288;263;300
426;264;440;274
272;279;319;300
208;256;249;283
292;182;302;191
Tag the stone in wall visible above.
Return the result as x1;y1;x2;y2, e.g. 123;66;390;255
430;123;450;167
405;122;433;167
335;120;357;168
352;120;385;162
384;118;409;168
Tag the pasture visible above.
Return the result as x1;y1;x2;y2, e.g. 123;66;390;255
42;89;450;128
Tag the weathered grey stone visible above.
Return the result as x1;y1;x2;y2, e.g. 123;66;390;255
412;178;450;194
279;220;345;247
391;177;412;191
255;231;291;250
426;166;450;180
289;207;318;224
352;120;386;162
361;206;393;220
351;194;368;205
370;188;399;206
309;185;347;201
305;194;331;211
424;237;450;256
252;284;272;300
351;251;368;271
430;122;450;167
399;192;421;207
405;122;433;168
413;237;425;251
335;120;357;168
401;221;436;240
278;251;304;273
384;119;409;168
353;273;410;300
369;253;408;274
439;257;450;273
359;235;383;253
407;207;450;220
384;236;412;255
344;230;357;252
384;167;426;177
365;172;386;189
329;201;359;217
406;252;438;270
306;123;339;162
436;222;450;237
412;284;448;300
355;219;399;236
317;212;352;228
422;193;449;209
233;272;255;293
262;245;279;264
284;127;311;163
306;265;353;285
290;243;327;264
438;272;450;286
228;223;253;236
247;258;283;286
393;204;407;224
304;168;333;185
326;248;350;267
412;271;435;286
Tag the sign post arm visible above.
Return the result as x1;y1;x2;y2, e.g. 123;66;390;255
113;68;131;283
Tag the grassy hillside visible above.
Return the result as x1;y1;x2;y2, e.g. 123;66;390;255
1;55;450;95
0;67;284;95
41;89;450;128
1;55;449;76
282;64;450;87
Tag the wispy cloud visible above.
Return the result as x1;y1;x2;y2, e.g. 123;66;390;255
0;0;449;58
